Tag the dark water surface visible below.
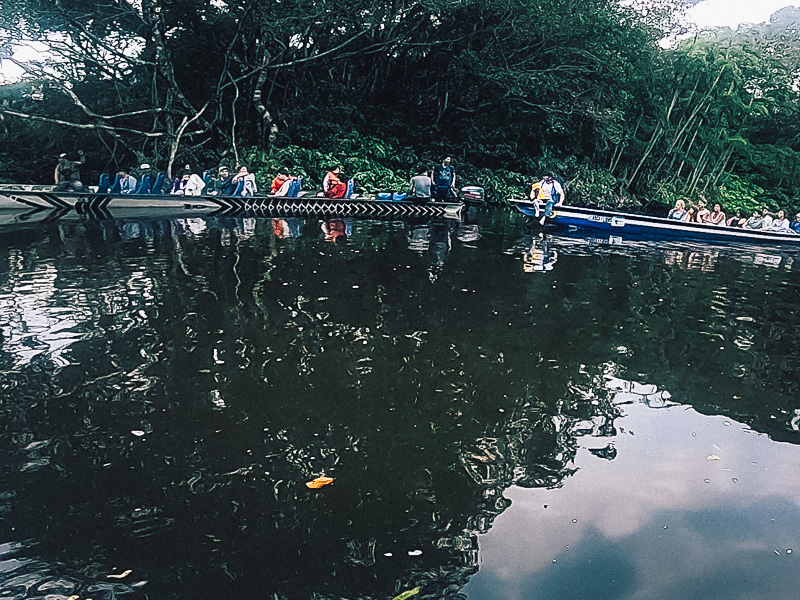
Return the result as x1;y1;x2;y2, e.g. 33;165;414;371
0;208;799;600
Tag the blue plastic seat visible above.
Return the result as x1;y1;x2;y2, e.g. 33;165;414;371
150;173;165;194
110;173;122;194
135;174;151;194
286;177;302;198
345;179;354;199
97;173;110;194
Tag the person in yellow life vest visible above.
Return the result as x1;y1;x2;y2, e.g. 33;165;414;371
536;172;566;224
539;173;565;211
529;181;543;200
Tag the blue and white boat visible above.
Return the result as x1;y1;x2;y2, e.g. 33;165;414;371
509;199;800;245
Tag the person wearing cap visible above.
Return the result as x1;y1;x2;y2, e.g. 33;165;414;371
54;150;85;185
117;169;137;194
208;166;235;195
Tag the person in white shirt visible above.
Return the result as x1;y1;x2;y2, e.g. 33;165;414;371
761;208;774;229
769;210;795;233
185;173;207;196
231;166;258;196
117;169;137;194
536;172;566;224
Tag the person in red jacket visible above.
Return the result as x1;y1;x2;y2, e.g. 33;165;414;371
270;167;294;196
322;166;347;199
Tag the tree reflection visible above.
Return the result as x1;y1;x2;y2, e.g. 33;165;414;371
0;214;798;599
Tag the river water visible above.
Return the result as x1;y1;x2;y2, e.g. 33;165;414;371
0;208;798;600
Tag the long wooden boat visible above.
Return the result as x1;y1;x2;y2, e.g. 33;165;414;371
0;185;463;219
509;199;800;245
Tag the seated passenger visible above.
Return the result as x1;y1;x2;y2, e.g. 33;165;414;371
185;172;206;196
208;166;235;195
117;169;137;194
696;198;711;223
791;212;800;234
708;202;726;225
232;166;258;196
55;171;85;192
538;172;565;223
761;208;774;229
410;167;432;200
170;170;191;195
668;199;687;220
270;168;295;196
54;150;85;187
683;206;698;222
322;166;347;199
726;209;746;227
769;210;794;233
744;210;764;229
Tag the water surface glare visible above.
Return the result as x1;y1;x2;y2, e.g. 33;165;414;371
0;210;798;600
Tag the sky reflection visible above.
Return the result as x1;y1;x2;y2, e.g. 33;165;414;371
466;380;800;600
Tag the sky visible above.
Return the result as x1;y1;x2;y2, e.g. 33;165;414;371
686;0;799;29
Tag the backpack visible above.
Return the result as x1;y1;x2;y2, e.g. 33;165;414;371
286;177;302;198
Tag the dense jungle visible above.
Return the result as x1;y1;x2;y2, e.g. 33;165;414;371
1;0;799;213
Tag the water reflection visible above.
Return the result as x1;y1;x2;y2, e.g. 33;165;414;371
466;396;800;600
0;211;798;599
272;218;304;239
522;234;558;273
321;218;351;242
406;219;460;281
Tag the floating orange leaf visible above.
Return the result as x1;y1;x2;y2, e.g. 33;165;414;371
306;476;335;489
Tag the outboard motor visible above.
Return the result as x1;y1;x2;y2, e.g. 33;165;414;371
458;186;485;204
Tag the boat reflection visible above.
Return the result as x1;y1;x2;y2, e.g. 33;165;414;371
513;229;800;274
455;223;482;244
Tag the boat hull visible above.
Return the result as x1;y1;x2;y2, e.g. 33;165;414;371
510;199;800;245
0;187;463;219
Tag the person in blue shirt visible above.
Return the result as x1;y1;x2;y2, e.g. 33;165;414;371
788;211;800;234
432;156;455;201
208;166;236;195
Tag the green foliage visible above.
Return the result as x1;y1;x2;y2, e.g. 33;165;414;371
1;0;800;211
713;174;768;214
567;164;626;209
242;133;415;193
